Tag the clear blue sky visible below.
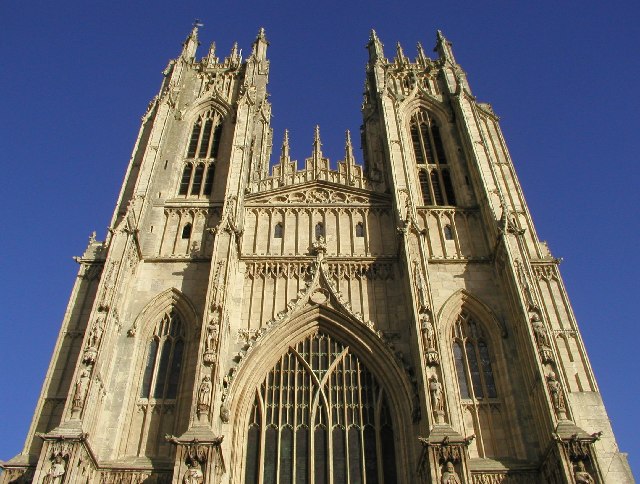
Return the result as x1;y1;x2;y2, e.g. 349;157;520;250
1;0;638;477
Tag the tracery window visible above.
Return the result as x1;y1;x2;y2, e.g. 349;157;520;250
410;110;456;206
133;310;185;457
452;312;508;458
140;311;185;401
186;109;223;159
245;331;398;484
178;109;222;197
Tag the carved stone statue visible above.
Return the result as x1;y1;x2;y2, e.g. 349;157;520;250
441;461;461;484
183;460;204;484
429;375;444;411
531;313;550;348
547;371;566;416
205;324;219;353
574;461;595;484
45;455;66;484
72;369;90;411
197;376;212;415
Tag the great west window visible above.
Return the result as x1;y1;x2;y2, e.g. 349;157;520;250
245;331;398;484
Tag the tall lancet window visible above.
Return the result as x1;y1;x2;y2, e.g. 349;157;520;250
179;108;222;197
410;110;456;206
244;331;398;484
133;310;185;457
452;312;509;458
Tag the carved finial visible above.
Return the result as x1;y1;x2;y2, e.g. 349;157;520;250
207;41;217;61
345;130;355;164
434;29;456;63
251;27;269;59
181;20;202;59
230;42;239;58
416;42;426;62
280;129;290;163
313;125;322;158
395;41;407;62
367;29;384;62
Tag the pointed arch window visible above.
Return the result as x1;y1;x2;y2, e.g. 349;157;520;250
273;222;283;238
452;312;510;458
140;311;185;401
355;222;365;238
186;109;224;160
315;222;325;239
410;110;456;206
244;331;398;484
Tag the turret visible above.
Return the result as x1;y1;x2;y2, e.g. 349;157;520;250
434;29;456;64
251;27;269;61
181;21;201;59
367;29;385;63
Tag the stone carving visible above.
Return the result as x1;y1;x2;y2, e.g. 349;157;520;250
413;261;429;311
220;403;230;423
83;317;105;364
72;369;91;415
530;313;554;363
421;312;439;366
311;235;327;256
183;460;204;484
197;376;212;417
44;454;66;484
441;461;462;484
546;371;567;418
429;374;445;423
574;461;595;484
203;318;220;365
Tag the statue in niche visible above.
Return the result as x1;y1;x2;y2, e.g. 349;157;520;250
574;461;595;484
72;369;90;411
44;454;66;484
183;460;204;484
429;375;444;412
547;371;566;416
197;376;212;416
531;313;551;348
86;317;104;349
441;461;461;484
421;314;436;349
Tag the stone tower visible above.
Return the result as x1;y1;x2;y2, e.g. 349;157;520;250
1;26;633;484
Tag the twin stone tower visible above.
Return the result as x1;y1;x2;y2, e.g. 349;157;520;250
1;27;633;484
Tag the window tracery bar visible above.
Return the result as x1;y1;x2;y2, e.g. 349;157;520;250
245;331;397;483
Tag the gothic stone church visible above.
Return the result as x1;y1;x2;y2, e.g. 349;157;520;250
1;27;633;484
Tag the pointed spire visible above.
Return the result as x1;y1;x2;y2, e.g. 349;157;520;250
416;42;427;63
206;41;218;64
344;130;355;165
280;129;291;163
313;125;322;159
434;29;456;64
251;27;269;60
230;42;239;58
395;41;407;63
367;29;384;63
181;20;202;59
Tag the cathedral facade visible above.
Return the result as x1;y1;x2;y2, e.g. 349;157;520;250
1;27;633;483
